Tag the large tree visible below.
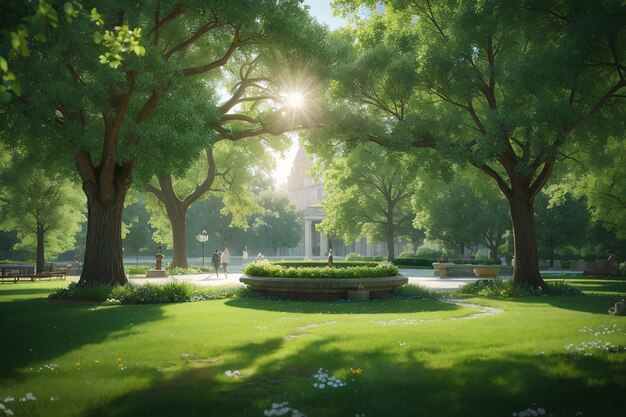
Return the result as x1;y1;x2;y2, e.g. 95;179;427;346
320;0;625;287
315;143;421;261
3;0;315;285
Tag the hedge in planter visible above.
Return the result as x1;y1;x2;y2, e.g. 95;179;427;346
242;260;399;278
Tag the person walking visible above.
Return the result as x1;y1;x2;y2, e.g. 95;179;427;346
221;248;230;278
211;250;221;278
328;248;334;267
242;246;249;265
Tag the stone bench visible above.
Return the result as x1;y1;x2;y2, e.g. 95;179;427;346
432;263;502;279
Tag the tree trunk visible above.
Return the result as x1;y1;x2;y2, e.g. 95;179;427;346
79;189;128;286
36;222;45;273
386;230;395;261
508;186;546;288
164;199;189;269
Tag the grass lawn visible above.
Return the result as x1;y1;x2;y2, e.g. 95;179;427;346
1;277;625;417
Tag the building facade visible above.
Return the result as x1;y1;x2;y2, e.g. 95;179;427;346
280;146;406;259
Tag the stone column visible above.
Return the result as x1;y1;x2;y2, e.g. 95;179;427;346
304;219;312;258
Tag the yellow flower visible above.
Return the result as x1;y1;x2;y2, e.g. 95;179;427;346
350;368;363;374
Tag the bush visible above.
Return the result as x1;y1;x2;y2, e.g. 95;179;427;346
458;279;583;298
242;260;398;278
169;266;212;275
393;257;436;267
272;260;378;268
392;284;435;299
49;281;247;304
49;282;115;302
344;253;385;262
125;265;151;275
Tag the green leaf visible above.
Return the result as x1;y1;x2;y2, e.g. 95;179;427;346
0;56;7;73
11;82;21;96
109;60;122;69
93;31;103;44
0;91;11;105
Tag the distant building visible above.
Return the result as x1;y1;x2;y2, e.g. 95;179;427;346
279;146;406;259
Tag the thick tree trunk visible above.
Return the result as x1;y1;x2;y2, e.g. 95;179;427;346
79;189;128;286
169;204;189;268
508;186;546;288
36;223;45;273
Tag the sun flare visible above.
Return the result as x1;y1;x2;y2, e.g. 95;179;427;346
284;91;305;108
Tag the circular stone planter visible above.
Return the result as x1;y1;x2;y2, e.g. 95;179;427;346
239;275;409;300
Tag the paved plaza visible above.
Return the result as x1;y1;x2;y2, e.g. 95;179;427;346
129;268;500;292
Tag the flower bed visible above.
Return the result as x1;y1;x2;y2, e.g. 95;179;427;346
240;261;407;300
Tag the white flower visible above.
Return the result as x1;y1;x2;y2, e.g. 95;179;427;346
537;408;545;415
25;392;36;401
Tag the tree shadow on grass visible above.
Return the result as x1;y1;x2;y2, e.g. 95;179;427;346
497;278;626;315
0;295;165;379
225;297;460;315
82;333;626;417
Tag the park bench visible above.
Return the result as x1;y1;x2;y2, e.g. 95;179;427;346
0;263;70;283
432;262;502;279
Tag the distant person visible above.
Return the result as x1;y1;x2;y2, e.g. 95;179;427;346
606;249;617;274
221;248;230;277
211;250;221;277
255;253;266;262
328;248;334;267
242;247;249;264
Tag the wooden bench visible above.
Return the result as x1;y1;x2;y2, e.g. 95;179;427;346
0;263;70;283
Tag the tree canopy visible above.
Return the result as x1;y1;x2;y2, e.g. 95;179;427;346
314;0;625;286
315;143;421;261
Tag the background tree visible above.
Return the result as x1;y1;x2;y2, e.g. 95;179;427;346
122;198;154;264
247;191;301;256
0;168;85;271
571;136;626;240
318;0;625;287
535;190;590;267
315;143;421;261
139;9;325;268
413;172;510;261
3;0;315;285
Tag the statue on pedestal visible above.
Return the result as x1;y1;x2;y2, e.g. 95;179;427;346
155;245;164;270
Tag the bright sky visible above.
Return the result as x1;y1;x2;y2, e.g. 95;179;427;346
271;0;347;187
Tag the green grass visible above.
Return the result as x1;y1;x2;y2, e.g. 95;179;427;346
1;278;625;417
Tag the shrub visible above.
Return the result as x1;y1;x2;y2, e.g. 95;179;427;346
242;260;398;278
392;284;435;299
49;282;114;302
272;260;378;268
169;266;211;275
344;253;385;262
393;257;436;267
125;265;150;275
457;279;583;298
50;282;247;304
